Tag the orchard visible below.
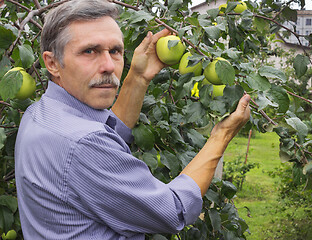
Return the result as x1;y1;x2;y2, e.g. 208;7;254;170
0;0;312;239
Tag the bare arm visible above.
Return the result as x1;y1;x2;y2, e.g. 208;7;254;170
181;94;251;196
112;29;170;129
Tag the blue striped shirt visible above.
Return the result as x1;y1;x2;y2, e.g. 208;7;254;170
15;81;202;239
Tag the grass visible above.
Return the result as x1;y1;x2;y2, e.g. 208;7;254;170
223;131;312;240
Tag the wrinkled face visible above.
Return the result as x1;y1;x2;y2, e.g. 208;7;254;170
54;16;124;109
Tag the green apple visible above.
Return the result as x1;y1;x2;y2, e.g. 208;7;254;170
218;3;227;14
191;82;199;97
179;52;202;76
203;57;230;85
212;84;226;98
234;1;247;13
156;35;185;66
2;230;17;240
7;67;36;100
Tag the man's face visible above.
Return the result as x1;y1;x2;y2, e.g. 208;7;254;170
53;16;124;109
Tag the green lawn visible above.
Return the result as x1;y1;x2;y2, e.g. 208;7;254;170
224;131;312;240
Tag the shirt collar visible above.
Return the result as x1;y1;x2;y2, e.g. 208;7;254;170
44;80;116;129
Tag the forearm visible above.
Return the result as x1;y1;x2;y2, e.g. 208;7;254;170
111;69;149;129
180;130;232;197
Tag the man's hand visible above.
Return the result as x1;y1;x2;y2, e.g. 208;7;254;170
112;29;171;128
128;28;171;84
211;94;251;142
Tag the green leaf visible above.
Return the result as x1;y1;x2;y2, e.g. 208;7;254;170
142;152;158;172
186;129;206;148
253;17;270;35
223;85;244;112
203;26;220;40
0;128;6;150
168;39;179;50
0;71;23;101
285;117;308;142
215;60;235;85
267;85;290;113
168;0;183;11
293;54;310;78
128;9;154;24
221;181;237;199
0;56;11;79
0;206;14;233
246;72;271;91
0;26;16;49
258;66;287;82
205;189;221;206
281;6;297;22
183;102;205;123
18;44;35;69
0;195;18;213
161;151;180;177
303;162;312;175
132;124;155;151
208;209;221;232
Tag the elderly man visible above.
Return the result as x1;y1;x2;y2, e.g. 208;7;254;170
15;0;250;239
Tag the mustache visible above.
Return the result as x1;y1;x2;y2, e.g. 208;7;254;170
88;74;120;88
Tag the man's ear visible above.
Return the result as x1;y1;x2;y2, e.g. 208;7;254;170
42;51;61;78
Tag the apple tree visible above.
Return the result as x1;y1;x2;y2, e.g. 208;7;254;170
0;0;311;239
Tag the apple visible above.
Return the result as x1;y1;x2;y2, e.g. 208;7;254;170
1;230;17;240
212;84;226;98
6;67;36;100
156;35;185;66
191;82;199;97
234;1;247;13
203;57;230;85
179;52;202;76
218;3;227;14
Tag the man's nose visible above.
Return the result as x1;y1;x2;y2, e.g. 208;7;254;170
99;51;115;74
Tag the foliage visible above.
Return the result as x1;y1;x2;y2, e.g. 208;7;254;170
0;0;312;239
223;154;259;190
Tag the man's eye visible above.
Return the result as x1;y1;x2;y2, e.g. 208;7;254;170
84;49;95;54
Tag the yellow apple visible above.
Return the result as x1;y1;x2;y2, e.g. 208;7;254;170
191;82;199;97
234;1;247;13
203;57;230;85
212;84;226;98
179;52;202;76
156;35;186;66
218;3;227;15
6;67;36;100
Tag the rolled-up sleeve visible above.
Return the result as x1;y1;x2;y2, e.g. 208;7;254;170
66;129;202;237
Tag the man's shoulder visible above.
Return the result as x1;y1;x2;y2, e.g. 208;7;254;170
25;96;110;142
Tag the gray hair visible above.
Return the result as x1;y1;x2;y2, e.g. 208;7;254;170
41;0;119;67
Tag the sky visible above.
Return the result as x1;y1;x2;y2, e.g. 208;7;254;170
190;0;312;10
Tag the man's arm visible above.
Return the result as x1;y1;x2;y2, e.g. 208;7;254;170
111;29;170;129
181;94;251;196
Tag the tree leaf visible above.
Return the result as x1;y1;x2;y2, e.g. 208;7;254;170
161;151;180;177
293;54;310;78
142;152;158;172
0;206;14;233
0;70;23;101
246;72;271;91
208;209;221;232
0;56;11;79
303;162;312;175
168;0;183;11
0;195;18;213
203;26;220;40
215;60;235;85
259;66;287;82
285;117;308;142
183;102;206;123
18;44;35;69
186;128;206;148
0;128;6;150
221;181;237;199
266;84;290;113
0;25;16;49
132;124;155;151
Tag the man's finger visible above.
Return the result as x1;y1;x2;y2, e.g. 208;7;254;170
235;94;251;114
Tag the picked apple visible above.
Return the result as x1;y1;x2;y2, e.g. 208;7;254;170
156;35;185;66
179;52;202;76
212;84;226;98
203;57;230;85
6;67;36;100
234;1;247;13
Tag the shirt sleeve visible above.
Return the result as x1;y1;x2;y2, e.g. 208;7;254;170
66;130;202;238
